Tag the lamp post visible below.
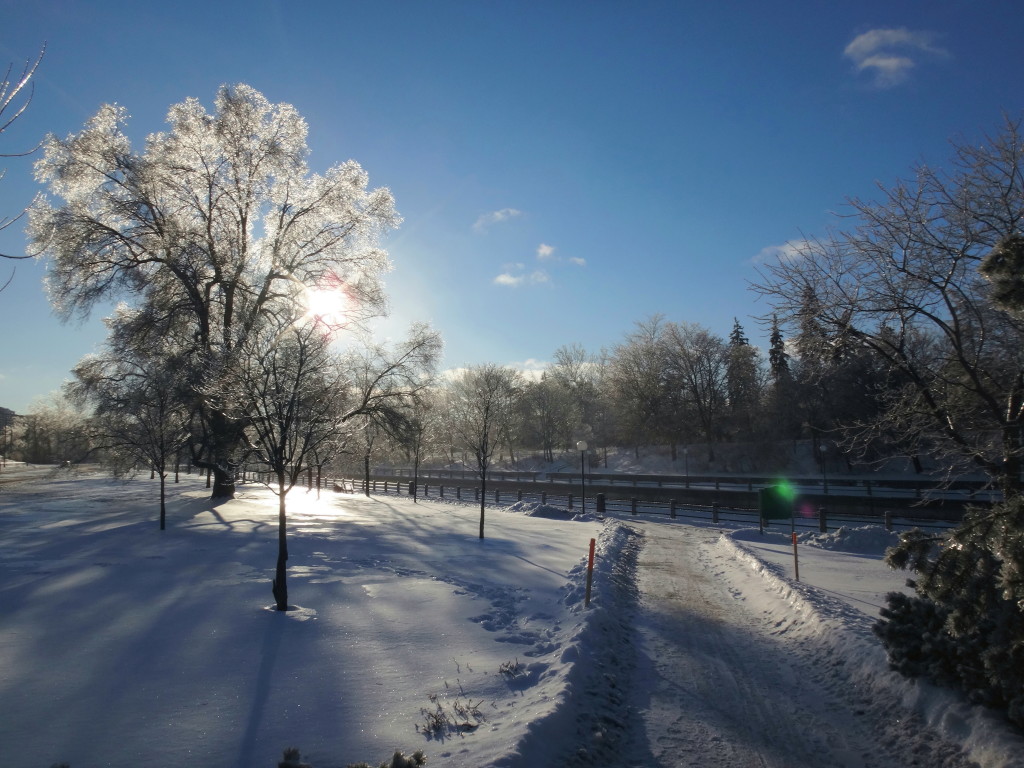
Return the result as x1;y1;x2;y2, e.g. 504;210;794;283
576;440;588;514
819;443;828;495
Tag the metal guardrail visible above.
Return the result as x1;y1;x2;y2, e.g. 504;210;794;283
328;476;955;534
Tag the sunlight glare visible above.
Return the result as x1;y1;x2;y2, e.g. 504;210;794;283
303;283;349;328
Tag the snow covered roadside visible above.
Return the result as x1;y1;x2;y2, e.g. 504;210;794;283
719;525;1024;768
0;472;611;768
3;471;1023;767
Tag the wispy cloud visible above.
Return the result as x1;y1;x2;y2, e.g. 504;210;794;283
843;28;948;88
494;273;524;287
536;243;556;260
473;207;523;233
493;269;549;287
753;239;815;264
529;270;549;284
537;243;585;267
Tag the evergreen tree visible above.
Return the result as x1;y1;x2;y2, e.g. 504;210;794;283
729;317;749;347
767;315;790;383
726;319;760;436
876;498;1024;727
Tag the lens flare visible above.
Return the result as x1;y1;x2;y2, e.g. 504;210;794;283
773;478;797;502
301;273;351;330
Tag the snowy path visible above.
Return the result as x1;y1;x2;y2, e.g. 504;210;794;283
624;520;979;768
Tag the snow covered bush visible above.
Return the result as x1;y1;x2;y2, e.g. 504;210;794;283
874;497;1024;726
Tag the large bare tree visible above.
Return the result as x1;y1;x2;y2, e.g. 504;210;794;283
754;115;1024;495
30;84;398;498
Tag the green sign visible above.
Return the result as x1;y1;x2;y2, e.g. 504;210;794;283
759;484;794;520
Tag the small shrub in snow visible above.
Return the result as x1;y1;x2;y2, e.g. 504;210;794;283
498;658;522;678
417;692;483;737
346;751;427;768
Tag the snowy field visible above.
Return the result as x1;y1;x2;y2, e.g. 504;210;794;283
0;468;1022;767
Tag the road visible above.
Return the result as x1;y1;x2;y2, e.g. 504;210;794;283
621;520;978;768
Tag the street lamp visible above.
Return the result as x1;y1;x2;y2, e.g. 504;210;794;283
576;440;588;514
819;443;828;495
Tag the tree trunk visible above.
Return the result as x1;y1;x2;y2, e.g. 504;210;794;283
211;465;235;498
159;471;166;531
479;471;486;539
272;475;289;611
363;453;371;497
413;453;420;504
999;423;1023;499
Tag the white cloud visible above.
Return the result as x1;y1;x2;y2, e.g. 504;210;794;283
536;243;556;260
568;256;586;267
509;359;549;381
441;360;549;382
473;208;523;232
493;268;550;287
753;239;814;264
843;28;947;88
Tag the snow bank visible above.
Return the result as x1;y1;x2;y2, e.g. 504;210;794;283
798;523;902;553
503;500;599;523
721;527;1024;768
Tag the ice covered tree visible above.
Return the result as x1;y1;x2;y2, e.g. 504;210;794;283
16;392;92;465
0;45;44;288
343;322;442;495
517;373;574;463
228;319;348;610
607;316;670;457
663;321;728;461
447;364;522;539
230;318;438;609
30;84;398;498
68;311;192;529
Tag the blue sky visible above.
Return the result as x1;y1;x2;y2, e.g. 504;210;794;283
0;0;1021;413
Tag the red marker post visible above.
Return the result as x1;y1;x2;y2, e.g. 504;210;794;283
584;538;596;607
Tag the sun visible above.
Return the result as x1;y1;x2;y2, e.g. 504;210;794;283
302;284;349;328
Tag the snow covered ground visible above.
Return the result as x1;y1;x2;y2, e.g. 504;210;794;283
0;467;1022;767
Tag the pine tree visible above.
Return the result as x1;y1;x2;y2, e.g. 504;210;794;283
729;317;749;347
876;498;1024;726
767;315;789;383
